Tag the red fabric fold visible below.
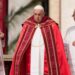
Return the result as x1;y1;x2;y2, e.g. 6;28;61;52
10;16;71;75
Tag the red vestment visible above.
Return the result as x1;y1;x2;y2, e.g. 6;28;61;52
9;16;71;75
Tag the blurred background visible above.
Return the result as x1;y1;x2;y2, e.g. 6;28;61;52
5;0;49;54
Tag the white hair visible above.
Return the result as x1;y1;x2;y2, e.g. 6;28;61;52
34;5;44;12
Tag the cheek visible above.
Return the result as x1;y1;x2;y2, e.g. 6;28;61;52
35;16;40;21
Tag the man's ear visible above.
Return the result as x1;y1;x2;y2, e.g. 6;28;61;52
42;11;45;17
44;12;45;16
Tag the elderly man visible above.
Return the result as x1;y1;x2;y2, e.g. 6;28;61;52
10;5;71;75
65;10;75;75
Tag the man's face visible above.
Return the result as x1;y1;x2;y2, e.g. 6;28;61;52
33;9;44;23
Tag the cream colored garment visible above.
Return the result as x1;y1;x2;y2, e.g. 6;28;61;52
65;26;75;75
30;24;45;75
0;39;5;75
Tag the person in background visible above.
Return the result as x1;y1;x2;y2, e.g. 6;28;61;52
0;31;5;75
65;10;75;75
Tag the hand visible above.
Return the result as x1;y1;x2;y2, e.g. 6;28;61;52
72;41;75;46
0;32;4;38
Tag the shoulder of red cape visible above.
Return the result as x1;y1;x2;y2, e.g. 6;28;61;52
22;16;58;27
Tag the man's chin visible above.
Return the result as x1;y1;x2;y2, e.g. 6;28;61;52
35;21;40;23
